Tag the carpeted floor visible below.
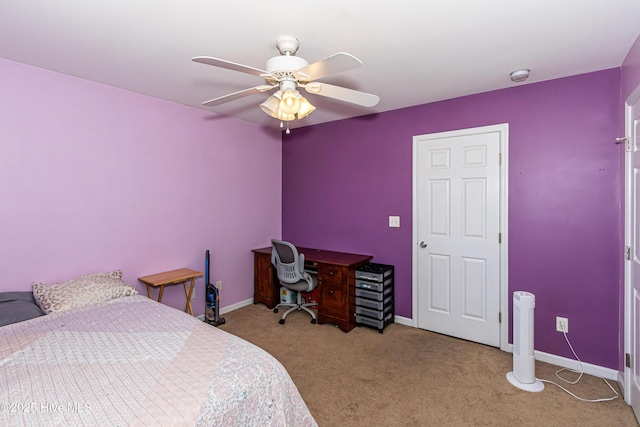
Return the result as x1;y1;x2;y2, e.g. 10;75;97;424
218;304;638;427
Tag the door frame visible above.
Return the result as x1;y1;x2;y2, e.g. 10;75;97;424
412;123;510;351
624;84;640;405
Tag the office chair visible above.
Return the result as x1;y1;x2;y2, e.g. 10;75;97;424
271;239;318;324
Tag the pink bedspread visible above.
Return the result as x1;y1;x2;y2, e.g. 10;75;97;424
0;295;317;426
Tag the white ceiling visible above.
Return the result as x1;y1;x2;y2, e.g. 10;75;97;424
1;1;639;130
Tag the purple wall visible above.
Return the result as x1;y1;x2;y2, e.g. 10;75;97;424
283;69;621;369
0;58;282;315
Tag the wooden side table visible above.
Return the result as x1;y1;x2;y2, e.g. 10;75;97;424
138;268;203;316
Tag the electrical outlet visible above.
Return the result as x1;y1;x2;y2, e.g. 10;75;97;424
389;216;400;228
190;286;197;300
215;280;222;291
556;316;568;333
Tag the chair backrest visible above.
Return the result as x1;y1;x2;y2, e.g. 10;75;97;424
271;239;306;284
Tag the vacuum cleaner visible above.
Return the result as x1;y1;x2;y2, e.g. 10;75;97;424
204;250;226;326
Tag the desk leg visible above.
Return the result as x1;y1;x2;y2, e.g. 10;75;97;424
183;279;195;316
146;285;152;299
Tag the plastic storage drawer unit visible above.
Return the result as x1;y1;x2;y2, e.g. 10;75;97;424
354;263;394;333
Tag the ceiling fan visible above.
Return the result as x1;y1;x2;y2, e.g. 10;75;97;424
192;36;380;132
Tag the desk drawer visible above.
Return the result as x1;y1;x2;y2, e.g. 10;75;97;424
319;281;346;319
317;265;345;283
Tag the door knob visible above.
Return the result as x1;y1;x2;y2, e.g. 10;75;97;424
420;241;427;248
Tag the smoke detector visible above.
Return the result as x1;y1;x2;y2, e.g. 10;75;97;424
510;69;530;83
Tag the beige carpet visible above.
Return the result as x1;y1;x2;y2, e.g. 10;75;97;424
218;304;637;427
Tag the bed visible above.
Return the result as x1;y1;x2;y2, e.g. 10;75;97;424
0;271;317;426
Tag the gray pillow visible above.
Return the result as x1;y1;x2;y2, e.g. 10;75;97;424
0;292;45;326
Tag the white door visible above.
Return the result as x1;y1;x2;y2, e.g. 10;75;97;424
624;88;640;418
413;125;504;347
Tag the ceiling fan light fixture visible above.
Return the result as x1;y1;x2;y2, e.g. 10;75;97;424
277;111;296;122
297;97;315;119
259;91;282;118
279;89;301;115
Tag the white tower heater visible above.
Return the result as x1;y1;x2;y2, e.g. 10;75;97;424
506;291;544;392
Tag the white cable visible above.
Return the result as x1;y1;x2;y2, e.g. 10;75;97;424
538;331;618;403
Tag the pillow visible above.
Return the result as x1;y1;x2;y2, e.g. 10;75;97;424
0;292;45;326
32;270;138;314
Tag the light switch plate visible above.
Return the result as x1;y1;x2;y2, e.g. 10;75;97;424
389;216;400;228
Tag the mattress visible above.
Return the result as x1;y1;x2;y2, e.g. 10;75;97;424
0;295;316;426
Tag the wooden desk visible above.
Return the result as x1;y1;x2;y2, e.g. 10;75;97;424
252;247;372;332
138;268;203;316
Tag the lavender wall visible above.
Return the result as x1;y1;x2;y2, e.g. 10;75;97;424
283;69;621;369
0;58;282;315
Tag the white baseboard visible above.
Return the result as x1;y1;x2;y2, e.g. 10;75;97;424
530;347;619;381
497;342;619;382
394;315;413;327
220;297;254;314
196;298;254;322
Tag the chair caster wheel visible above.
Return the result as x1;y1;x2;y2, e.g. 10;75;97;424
273;308;279;313
279;319;285;325
311;319;317;324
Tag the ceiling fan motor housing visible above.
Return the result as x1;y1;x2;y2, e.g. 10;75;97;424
266;55;308;76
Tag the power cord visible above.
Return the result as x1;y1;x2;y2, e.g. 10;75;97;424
538;331;618;402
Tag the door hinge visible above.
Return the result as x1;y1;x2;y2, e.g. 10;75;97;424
498;233;502;244
627;353;631;368
499;312;502;323
626;246;632;261
499;153;502;165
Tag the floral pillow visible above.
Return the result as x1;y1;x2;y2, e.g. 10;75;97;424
32;270;138;314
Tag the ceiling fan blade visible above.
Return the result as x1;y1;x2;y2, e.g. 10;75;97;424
304;82;380;107
202;85;276;107
192;56;274;79
294;52;362;81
